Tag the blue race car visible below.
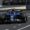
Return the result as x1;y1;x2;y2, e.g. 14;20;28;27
4;9;27;23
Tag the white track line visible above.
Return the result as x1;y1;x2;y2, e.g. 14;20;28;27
17;25;30;30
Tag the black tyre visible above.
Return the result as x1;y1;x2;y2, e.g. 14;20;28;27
22;16;27;23
16;15;23;23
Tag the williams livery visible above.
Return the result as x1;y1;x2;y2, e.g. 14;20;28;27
4;9;27;23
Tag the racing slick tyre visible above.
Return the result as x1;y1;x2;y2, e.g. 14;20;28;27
22;16;27;23
16;15;27;23
15;15;24;23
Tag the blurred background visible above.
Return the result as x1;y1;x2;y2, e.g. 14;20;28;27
0;0;30;30
0;0;27;7
0;0;30;9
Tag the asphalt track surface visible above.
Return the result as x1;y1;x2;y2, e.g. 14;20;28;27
0;10;30;30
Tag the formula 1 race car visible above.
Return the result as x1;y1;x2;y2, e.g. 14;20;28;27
4;9;27;24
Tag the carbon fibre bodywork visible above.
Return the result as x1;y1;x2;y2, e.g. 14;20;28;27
4;10;27;23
